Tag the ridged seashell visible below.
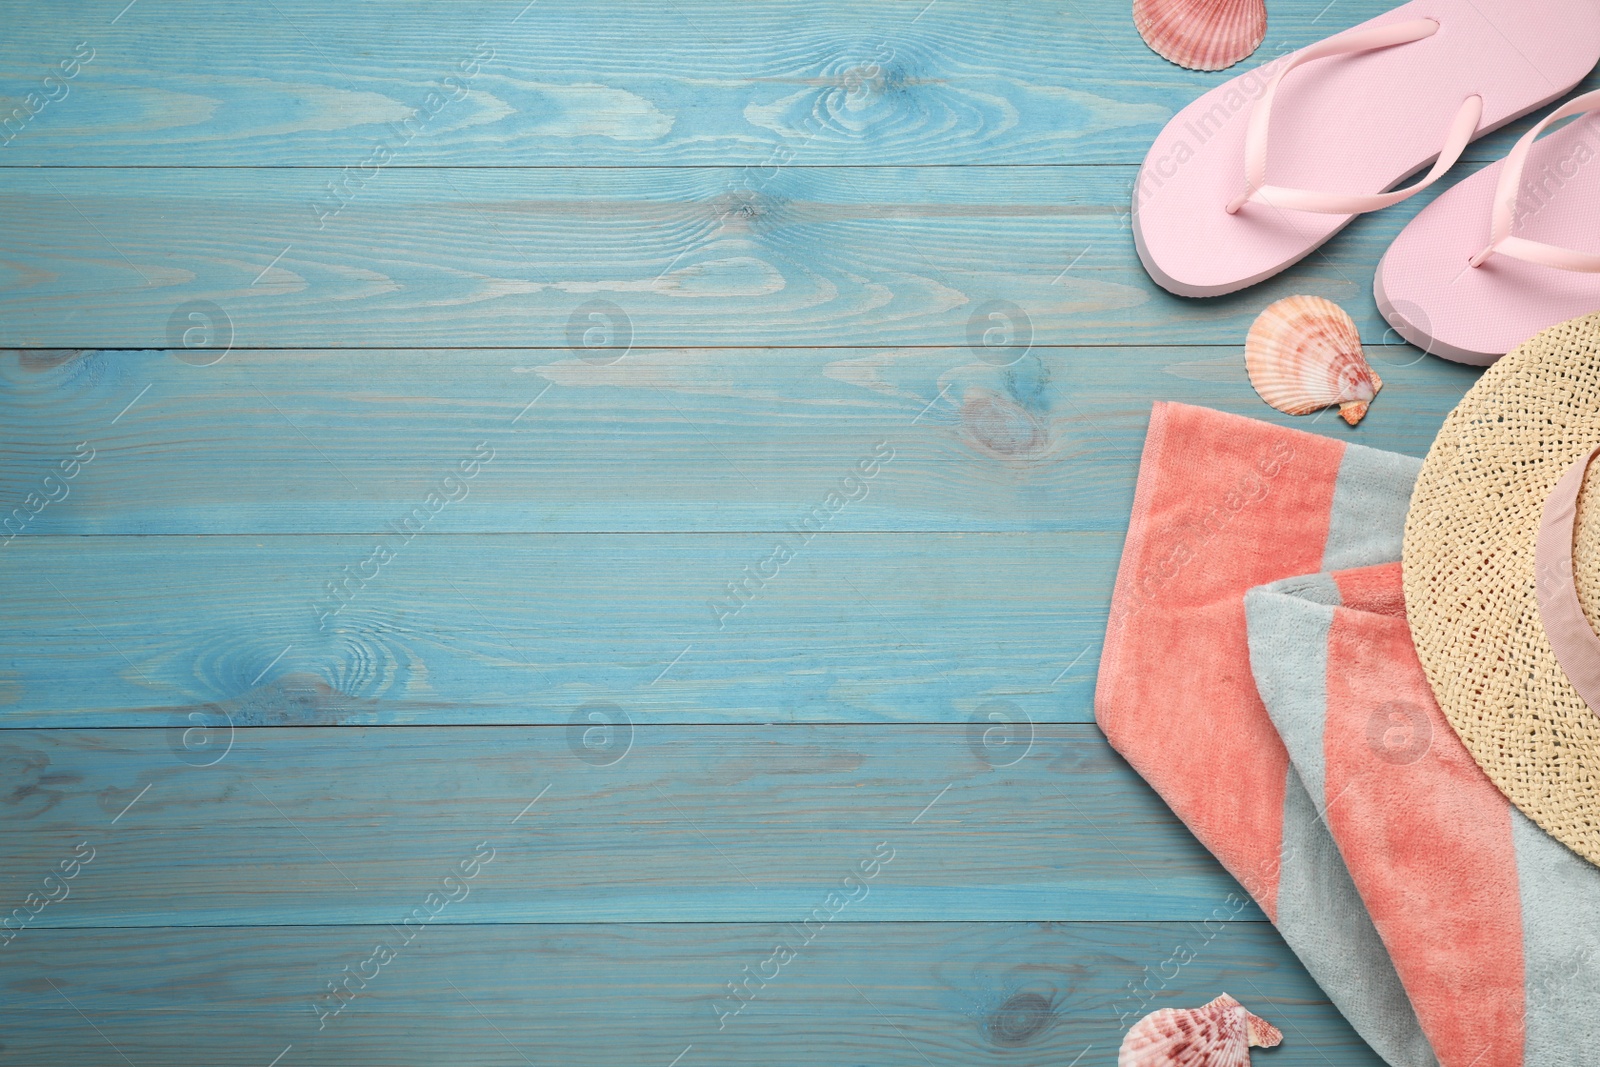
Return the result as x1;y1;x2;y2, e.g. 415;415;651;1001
1119;994;1283;1067
1245;295;1383;426
1134;0;1266;71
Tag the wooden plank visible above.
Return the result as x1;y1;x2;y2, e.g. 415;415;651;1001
0;345;1478;535
0;923;1383;1066
0;0;1581;167
0;532;1113;726
0;725;1256;925
0;163;1494;349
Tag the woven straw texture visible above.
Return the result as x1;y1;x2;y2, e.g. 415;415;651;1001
1405;312;1600;867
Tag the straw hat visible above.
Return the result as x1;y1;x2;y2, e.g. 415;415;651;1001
1405;312;1600;866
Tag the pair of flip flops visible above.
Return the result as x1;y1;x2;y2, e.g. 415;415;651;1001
1133;0;1600;365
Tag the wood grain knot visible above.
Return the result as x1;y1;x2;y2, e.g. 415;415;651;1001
227;672;365;726
14;350;87;371
1;750;80;819
986;991;1055;1047
707;188;774;230
960;388;1048;457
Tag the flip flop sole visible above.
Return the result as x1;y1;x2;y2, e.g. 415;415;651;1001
1376;113;1600;365
1134;0;1600;298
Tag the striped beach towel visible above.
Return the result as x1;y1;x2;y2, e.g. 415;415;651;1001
1096;402;1434;1067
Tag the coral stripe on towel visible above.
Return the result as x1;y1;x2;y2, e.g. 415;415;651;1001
1098;402;1341;913
1323;573;1525;1067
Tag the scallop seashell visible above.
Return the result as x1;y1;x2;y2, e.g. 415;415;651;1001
1134;0;1266;71
1246;295;1383;426
1119;993;1283;1067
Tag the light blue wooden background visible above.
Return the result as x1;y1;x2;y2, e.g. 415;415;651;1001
2;1;1582;1063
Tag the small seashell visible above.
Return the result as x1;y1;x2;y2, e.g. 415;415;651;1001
1119;993;1283;1067
1245;295;1383;426
1134;0;1266;71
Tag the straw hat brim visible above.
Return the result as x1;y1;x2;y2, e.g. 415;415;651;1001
1404;312;1600;866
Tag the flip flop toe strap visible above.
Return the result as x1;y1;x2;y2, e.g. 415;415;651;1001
1226;18;1482;216
1470;89;1600;273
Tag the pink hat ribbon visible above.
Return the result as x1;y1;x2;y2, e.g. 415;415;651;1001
1535;444;1600;710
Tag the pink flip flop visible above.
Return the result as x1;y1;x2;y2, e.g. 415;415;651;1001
1376;91;1600;364
1132;0;1600;298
